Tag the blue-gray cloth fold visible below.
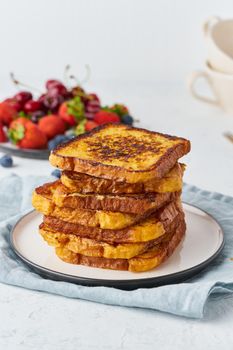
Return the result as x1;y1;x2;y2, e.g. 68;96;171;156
0;174;232;318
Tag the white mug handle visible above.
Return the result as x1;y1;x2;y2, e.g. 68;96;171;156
203;16;221;36
187;71;219;106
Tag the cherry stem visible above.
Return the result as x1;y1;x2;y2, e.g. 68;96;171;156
64;64;71;87
10;72;42;94
69;64;91;87
69;74;81;86
80;64;91;85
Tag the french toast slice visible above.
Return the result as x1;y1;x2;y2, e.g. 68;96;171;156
49;124;190;183
55;220;185;272
42;200;182;244
60;163;185;194
52;181;179;214
40;213;184;260
40;223;162;259
32;182;179;229
32;181;59;215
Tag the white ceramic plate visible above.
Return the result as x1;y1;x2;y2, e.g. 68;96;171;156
10;204;224;289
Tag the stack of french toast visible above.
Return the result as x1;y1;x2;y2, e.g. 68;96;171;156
32;124;191;272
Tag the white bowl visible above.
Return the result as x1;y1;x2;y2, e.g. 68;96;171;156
204;16;233;74
188;61;233;114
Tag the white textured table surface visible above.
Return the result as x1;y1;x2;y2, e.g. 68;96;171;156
0;83;233;350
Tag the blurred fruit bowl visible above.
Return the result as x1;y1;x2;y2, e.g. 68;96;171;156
0;71;135;158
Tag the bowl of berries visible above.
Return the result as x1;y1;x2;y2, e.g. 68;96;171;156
0;71;135;159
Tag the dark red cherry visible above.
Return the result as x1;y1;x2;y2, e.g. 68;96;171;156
48;84;68;97
41;94;64;112
3;98;21;112
31;110;45;123
45;79;62;90
24;100;41;113
71;86;85;97
38;93;46;103
14;91;33;107
89;93;100;103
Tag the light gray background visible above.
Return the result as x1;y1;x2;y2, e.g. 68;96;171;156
0;0;232;87
0;2;233;349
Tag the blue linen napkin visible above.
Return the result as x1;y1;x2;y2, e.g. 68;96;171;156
0;174;232;319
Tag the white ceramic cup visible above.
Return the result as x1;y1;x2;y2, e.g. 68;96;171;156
188;62;233;114
204;16;233;74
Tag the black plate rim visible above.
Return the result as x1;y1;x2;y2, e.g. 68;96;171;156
0;143;49;160
9;203;225;289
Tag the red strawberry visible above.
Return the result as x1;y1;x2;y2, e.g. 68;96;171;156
38;115;66;140
8;117;47;149
0;123;7;142
58;102;76;126
94;110;120;125
0;101;18;126
9;117;31;129
85;120;98;131
19;124;47;149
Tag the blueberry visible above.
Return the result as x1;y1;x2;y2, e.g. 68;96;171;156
48;140;57;151
51;169;61;178
0;154;13;168
65;129;76;139
121;115;134;125
48;135;69;151
54;135;68;143
66;134;76;140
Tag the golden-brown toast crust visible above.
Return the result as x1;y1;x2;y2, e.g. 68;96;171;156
129;219;186;272
53;181;180;214
40;223;166;259
32;189;148;229
61;163;184;194
42;201;183;243
50;124;190;183
35;180;60;198
33;182;181;229
55;220;186;272
42;215;165;244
